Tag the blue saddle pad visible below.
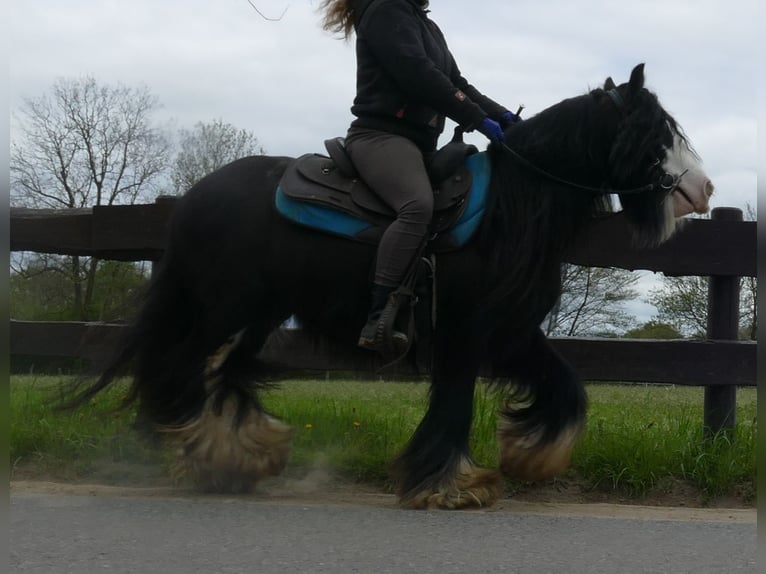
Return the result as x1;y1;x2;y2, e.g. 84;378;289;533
275;152;491;250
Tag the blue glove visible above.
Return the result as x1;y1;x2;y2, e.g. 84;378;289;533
501;111;521;125
477;117;504;142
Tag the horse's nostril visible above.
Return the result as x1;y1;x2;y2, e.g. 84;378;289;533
705;180;715;197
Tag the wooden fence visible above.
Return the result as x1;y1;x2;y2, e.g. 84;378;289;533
9;200;757;434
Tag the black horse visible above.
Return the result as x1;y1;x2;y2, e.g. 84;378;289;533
75;64;712;509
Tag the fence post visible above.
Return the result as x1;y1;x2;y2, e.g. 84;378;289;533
703;207;741;438
150;195;176;276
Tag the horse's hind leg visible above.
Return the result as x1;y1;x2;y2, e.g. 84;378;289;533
393;332;503;509
164;315;294;493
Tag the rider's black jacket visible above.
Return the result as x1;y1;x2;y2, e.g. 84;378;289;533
350;0;510;152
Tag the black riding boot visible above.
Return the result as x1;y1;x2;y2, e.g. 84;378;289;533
358;284;409;354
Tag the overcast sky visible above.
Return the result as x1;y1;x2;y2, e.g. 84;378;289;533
8;0;760;323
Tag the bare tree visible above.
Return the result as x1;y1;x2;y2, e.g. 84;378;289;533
10;77;169;320
648;274;757;339
544;265;639;336
171;119;265;194
741;274;757;340
11;76;169;208
742;204;758;339
245;0;289;21
647;275;709;337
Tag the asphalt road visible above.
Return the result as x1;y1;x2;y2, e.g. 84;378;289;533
10;492;756;574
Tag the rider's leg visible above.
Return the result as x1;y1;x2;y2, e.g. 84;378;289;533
345;128;434;352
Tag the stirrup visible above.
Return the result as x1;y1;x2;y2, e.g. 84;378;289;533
358;320;409;354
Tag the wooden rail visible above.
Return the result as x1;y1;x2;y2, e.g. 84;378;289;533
9;320;756;387
10;203;757;275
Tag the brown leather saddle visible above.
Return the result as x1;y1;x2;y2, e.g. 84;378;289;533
277;135;478;245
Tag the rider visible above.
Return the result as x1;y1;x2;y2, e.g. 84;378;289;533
320;0;519;353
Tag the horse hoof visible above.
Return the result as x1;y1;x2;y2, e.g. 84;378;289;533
400;458;504;510
165;398;294;493
497;420;581;481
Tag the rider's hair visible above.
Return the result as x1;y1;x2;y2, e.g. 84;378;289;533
319;0;430;40
319;0;355;40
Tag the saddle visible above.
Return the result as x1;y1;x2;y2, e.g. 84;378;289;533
275;133;483;250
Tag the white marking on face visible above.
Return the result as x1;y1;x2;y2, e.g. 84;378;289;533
661;131;714;217
658;192;678;245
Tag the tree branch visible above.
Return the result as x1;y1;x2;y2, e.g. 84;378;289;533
246;0;289;21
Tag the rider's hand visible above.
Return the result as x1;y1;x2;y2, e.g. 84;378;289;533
500;111;521;126
477;117;504;143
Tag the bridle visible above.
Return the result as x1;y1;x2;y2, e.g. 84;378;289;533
498;88;688;197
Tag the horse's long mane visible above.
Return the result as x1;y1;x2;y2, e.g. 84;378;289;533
610;89;696;246
475;88;626;329
476;77;695;330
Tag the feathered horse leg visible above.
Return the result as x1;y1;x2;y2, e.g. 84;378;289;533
393;328;503;509
490;328;586;481
163;327;294;493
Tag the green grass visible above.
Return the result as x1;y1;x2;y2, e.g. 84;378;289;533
9;376;168;483
9;376;757;503
574;385;757;501
261;380;427;484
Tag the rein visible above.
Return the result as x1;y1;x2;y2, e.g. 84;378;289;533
496;88;686;197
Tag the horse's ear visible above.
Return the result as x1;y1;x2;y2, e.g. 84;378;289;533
604;77;616;90
628;63;645;93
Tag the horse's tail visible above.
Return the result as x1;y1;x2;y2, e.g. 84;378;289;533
65;257;194;426
493;329;587;481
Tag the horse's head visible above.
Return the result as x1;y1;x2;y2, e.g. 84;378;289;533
605;64;714;245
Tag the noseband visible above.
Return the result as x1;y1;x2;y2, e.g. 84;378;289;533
499;88;687;197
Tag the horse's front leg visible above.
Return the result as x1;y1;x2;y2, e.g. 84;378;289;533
393;333;503;510
490;327;587;481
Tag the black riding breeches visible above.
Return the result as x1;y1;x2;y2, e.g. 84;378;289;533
345;127;433;288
